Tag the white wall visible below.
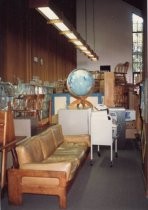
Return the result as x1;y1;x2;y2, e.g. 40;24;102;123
76;0;142;83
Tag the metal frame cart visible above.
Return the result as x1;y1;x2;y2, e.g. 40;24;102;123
90;110;118;167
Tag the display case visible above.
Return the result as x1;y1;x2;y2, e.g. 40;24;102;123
0;82;15;109
13;83;52;124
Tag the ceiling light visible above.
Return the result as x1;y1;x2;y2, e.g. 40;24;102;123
31;2;99;61
60;31;77;40
38;7;59;20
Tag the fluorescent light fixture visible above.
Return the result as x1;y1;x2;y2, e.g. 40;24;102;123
88;55;94;58
78;46;88;51
61;31;77;40
47;20;70;31
38;7;59;20
54;22;69;31
70;40;83;46
92;57;98;61
84;51;92;55
36;4;99;61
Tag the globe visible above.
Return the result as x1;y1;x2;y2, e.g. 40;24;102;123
67;69;95;98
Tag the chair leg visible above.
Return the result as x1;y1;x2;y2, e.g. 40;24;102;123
1;148;7;196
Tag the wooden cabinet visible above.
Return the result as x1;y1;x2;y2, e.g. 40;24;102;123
114;85;129;108
94;71;129;108
94;72;115;107
114;73;129;108
103;72;115;107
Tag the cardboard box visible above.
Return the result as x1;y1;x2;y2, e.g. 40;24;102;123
126;128;137;139
126;121;136;129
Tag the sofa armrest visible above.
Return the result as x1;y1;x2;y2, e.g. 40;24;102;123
64;134;90;147
20;161;72;181
8;168;68;208
8;168;67;185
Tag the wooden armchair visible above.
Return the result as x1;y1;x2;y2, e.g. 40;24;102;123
114;61;129;85
0;107;25;194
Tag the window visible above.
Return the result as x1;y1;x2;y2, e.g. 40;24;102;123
132;13;143;84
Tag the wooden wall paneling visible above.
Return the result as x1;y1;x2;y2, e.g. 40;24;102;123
0;1;7;81
57;36;65;80
4;0;28;83
26;8;33;83
30;10;64;83
0;0;76;84
47;28;58;82
46;28;57;83
27;6;76;84
30;11;42;80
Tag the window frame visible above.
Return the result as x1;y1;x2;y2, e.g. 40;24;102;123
132;13;143;84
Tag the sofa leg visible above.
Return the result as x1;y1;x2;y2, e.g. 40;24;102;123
8;170;22;205
59;189;67;209
8;192;22;205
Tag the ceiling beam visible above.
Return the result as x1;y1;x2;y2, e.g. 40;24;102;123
122;0;143;10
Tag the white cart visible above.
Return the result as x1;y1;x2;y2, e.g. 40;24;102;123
90;110;118;167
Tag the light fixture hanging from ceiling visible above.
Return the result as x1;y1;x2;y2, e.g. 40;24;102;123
30;1;99;61
83;0;97;62
92;0;97;61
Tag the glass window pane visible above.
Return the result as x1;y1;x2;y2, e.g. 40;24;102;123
138;23;143;32
133;23;137;32
133;33;138;41
132;13;143;74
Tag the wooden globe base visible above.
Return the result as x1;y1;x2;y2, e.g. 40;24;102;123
68;96;93;109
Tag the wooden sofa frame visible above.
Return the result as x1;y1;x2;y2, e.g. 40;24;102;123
8;168;68;208
8;146;89;209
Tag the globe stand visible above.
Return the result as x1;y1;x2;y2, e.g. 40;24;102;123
69;96;94;109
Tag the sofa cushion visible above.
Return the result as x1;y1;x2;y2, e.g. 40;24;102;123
50;124;64;147
39;128;56;159
45;153;79;164
59;142;88;150
64;134;90;147
42;158;79;181
16;136;44;166
53;142;88;164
